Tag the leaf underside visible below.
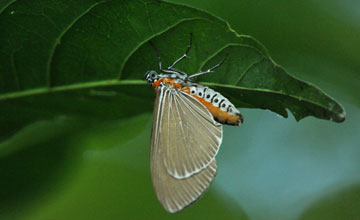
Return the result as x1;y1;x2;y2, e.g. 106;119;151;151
0;0;345;141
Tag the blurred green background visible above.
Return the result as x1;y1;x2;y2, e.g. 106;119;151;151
1;0;359;219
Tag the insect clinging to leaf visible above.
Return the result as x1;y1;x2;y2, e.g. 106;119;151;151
145;33;243;213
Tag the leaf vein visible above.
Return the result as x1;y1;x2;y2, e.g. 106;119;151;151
117;17;210;80
144;2;154;34
46;0;111;88
10;49;21;90
201;82;344;116
0;0;17;15
235;58;266;85
197;43;264;73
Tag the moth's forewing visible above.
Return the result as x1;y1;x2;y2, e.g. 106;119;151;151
150;87;222;213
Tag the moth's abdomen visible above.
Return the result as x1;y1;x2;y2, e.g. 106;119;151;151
187;85;243;126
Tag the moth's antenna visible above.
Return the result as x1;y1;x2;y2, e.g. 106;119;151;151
149;41;163;71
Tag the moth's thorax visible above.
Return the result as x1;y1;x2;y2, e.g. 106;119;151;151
151;76;243;126
152;77;186;91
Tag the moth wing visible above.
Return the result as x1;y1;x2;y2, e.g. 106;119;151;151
160;88;222;178
150;86;220;212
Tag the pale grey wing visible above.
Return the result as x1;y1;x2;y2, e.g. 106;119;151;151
150;86;218;213
152;155;217;213
160;90;222;179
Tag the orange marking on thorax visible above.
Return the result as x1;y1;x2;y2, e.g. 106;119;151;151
152;78;164;89
152;78;184;90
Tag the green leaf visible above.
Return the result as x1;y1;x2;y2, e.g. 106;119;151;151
123;19;345;123
0;0;345;142
0;0;345;134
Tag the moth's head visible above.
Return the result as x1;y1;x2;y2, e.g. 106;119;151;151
145;70;159;84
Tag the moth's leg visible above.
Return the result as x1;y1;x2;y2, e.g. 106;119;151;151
187;54;228;80
168;33;192;70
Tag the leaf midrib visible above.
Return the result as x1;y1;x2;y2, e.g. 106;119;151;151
0;78;340;115
0;80;146;100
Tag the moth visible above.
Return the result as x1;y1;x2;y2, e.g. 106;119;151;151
145;34;243;213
